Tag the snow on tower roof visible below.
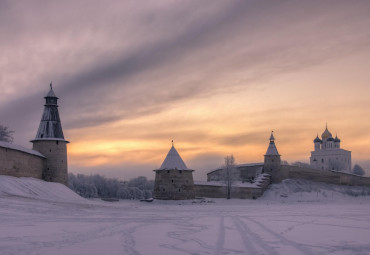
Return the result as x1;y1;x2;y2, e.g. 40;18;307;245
158;143;190;170
265;131;280;156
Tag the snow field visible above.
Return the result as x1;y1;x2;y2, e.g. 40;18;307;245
1;175;370;255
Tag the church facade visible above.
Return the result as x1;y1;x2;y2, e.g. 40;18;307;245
310;125;351;172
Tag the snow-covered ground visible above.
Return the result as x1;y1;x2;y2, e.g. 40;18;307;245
1;176;370;255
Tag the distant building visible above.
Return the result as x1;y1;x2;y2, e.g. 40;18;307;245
153;142;195;200
310;125;351;172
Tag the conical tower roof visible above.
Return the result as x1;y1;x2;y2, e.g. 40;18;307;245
265;131;280;156
45;83;58;98
158;143;189;170
32;84;67;141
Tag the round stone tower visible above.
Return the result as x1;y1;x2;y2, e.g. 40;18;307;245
153;142;195;200
263;131;281;182
31;83;69;186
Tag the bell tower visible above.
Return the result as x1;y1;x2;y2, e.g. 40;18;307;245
31;83;69;185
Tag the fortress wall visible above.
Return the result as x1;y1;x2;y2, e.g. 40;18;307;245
279;165;370;186
207;165;263;182
0;146;44;179
194;184;265;199
230;186;265;199
194;184;226;198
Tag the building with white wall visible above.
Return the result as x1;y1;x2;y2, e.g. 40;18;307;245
310;125;351;172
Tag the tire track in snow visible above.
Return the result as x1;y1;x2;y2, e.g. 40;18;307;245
162;218;214;254
233;216;278;255
121;224;145;255
243;217;318;255
215;216;225;255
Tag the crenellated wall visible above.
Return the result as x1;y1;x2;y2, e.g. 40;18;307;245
0;145;45;179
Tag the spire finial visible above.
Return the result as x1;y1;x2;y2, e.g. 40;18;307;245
269;131;275;141
172;140;174;147
50;82;53;89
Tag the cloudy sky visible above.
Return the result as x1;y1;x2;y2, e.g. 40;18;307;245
1;0;370;180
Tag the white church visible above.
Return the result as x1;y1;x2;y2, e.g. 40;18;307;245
310;125;351;172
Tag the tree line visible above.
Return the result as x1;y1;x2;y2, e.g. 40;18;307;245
68;173;154;200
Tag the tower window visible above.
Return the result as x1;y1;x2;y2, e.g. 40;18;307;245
56;141;59;145
171;180;174;183
49;149;51;152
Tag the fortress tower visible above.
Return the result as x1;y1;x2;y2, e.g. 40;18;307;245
31;84;69;185
153;142;195;200
263;131;281;182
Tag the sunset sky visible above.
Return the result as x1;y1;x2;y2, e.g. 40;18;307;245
1;0;370;180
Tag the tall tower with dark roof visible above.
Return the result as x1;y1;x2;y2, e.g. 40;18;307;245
31;84;69;185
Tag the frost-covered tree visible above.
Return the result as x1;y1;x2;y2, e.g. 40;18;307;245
68;173;154;199
0;124;14;143
353;164;365;176
223;155;236;199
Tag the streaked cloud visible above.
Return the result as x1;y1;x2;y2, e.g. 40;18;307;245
1;0;370;179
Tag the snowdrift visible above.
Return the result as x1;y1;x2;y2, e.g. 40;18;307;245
0;175;85;203
261;178;370;203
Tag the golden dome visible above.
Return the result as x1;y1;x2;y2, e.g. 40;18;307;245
321;125;332;140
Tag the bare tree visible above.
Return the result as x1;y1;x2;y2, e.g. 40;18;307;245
223;155;236;199
0;124;14;143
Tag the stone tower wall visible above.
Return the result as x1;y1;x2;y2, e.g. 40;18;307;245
153;169;195;200
32;140;68;186
0;146;44;179
264;155;281;182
